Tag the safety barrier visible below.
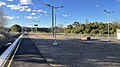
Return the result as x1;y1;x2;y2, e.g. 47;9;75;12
0;33;24;67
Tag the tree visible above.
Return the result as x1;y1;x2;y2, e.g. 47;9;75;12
90;29;99;34
57;23;64;33
111;21;120;26
62;21;120;34
85;19;89;24
72;21;80;27
84;29;90;34
10;24;22;32
98;22;105;29
67;25;73;29
80;24;86;31
0;6;9;38
57;23;64;28
99;30;104;34
65;29;71;33
0;7;7;28
110;29;114;34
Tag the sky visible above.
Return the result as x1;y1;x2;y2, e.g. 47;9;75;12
1;0;120;27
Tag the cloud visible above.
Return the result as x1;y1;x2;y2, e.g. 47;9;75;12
38;10;47;13
3;16;14;20
38;14;42;17
30;13;36;15
6;4;46;13
7;0;13;1
44;14;48;16
0;2;7;6
25;16;38;19
16;16;20;18
32;10;38;12
38;10;43;12
62;14;71;17
26;8;31;12
3;16;20;19
38;16;41;17
20;0;32;5
19;6;29;11
33;17;38;19
44;11;47;13
6;5;22;10
20;8;31;12
33;9;47;13
31;9;47;14
6;4;32;12
26;16;32;19
62;14;68;17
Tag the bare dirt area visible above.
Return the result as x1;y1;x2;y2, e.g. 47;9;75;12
29;33;120;67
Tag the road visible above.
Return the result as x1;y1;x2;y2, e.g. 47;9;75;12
10;34;49;67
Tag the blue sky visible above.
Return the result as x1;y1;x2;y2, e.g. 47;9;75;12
1;0;120;27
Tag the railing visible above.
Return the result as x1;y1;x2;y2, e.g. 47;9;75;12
0;33;24;67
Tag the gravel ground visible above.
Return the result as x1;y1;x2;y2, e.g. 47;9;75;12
29;33;120;67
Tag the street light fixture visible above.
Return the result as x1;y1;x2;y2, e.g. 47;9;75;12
46;4;64;45
46;4;64;37
103;10;114;41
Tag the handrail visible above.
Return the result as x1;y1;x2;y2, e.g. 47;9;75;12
0;33;24;67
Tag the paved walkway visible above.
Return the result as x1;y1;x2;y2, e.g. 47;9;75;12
10;34;49;67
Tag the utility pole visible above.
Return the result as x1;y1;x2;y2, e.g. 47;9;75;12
103;10;114;41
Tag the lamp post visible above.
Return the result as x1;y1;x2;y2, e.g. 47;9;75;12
46;4;64;37
46;4;64;45
103;10;114;41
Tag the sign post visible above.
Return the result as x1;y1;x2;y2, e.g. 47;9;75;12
34;24;38;37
